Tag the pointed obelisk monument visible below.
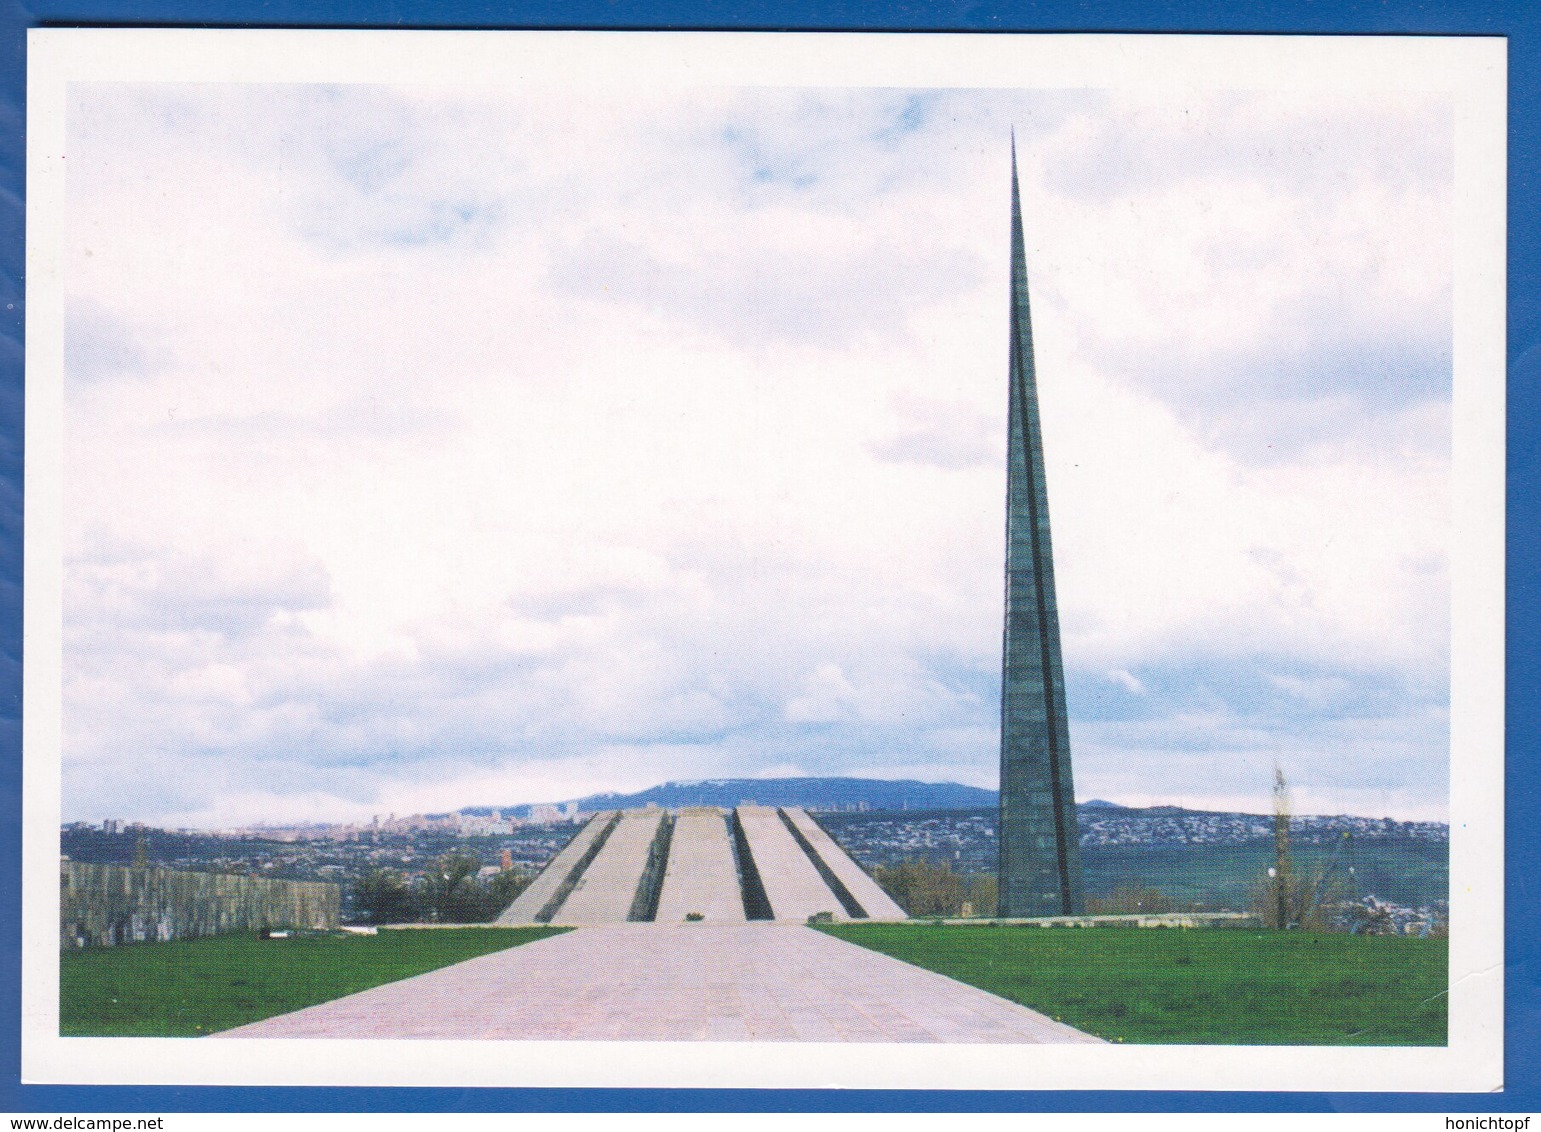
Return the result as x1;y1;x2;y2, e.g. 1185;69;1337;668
998;140;1085;917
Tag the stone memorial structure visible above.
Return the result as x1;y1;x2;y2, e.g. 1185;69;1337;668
498;805;905;925
997;141;1086;917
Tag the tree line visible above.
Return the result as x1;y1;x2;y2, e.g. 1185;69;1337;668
350;854;532;924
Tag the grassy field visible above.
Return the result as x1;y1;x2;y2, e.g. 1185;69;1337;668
820;922;1446;1045
1082;840;1448;910
61;927;565;1037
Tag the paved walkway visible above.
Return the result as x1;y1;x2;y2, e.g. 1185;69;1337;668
216;923;1102;1043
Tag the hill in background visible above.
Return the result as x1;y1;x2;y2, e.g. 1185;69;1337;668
465;776;997;816
465;777;1442;833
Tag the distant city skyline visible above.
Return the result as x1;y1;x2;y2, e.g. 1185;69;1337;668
63;780;1454;846
62;84;1453;828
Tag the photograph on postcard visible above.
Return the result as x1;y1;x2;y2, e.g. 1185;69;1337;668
23;30;1505;1091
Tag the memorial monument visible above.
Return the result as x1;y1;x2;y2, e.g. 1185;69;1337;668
998;141;1086;917
497;805;907;925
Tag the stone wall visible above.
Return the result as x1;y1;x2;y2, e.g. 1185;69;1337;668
60;861;340;948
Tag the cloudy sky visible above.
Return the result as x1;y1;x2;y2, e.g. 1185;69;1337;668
60;83;1453;827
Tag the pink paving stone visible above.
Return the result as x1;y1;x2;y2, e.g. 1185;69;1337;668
215;923;1103;1043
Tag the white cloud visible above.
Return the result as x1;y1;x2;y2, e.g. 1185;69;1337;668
785;664;858;724
61;84;1452;824
1108;670;1144;695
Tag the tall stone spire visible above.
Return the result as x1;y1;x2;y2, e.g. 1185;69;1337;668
998;138;1084;917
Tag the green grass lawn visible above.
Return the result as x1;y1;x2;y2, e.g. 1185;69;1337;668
60;927;566;1037
819;923;1446;1045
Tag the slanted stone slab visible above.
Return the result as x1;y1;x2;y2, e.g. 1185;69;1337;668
550;809;664;925
655;807;745;923
782;807;908;921
497;811;614;925
736;805;844;922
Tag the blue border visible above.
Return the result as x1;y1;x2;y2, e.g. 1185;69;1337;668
1;0;1532;1114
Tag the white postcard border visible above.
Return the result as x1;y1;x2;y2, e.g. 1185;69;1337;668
22;28;1507;1092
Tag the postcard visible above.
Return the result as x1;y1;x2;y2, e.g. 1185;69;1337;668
22;29;1505;1092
